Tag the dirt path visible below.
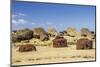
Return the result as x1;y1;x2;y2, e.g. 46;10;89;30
12;45;95;66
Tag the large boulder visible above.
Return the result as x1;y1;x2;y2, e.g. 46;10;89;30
47;27;58;37
33;27;46;35
58;31;65;36
33;27;46;39
90;31;96;39
65;27;79;37
53;36;67;48
76;38;93;49
18;44;37;52
33;27;50;41
12;28;33;42
57;31;68;36
33;35;40;39
80;28;94;38
40;33;49;41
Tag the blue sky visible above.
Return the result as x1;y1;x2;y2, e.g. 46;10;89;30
12;1;96;32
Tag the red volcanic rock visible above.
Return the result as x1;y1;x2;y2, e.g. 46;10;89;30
53;36;67;48
19;44;37;52
76;38;93;49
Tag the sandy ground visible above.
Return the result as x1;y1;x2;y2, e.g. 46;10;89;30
12;41;96;66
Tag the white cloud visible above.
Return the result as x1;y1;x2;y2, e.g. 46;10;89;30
12;13;27;24
59;24;63;26
12;13;26;18
12;14;17;18
18;19;27;24
31;22;35;25
12;20;17;24
12;18;27;24
18;13;26;16
47;22;53;25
